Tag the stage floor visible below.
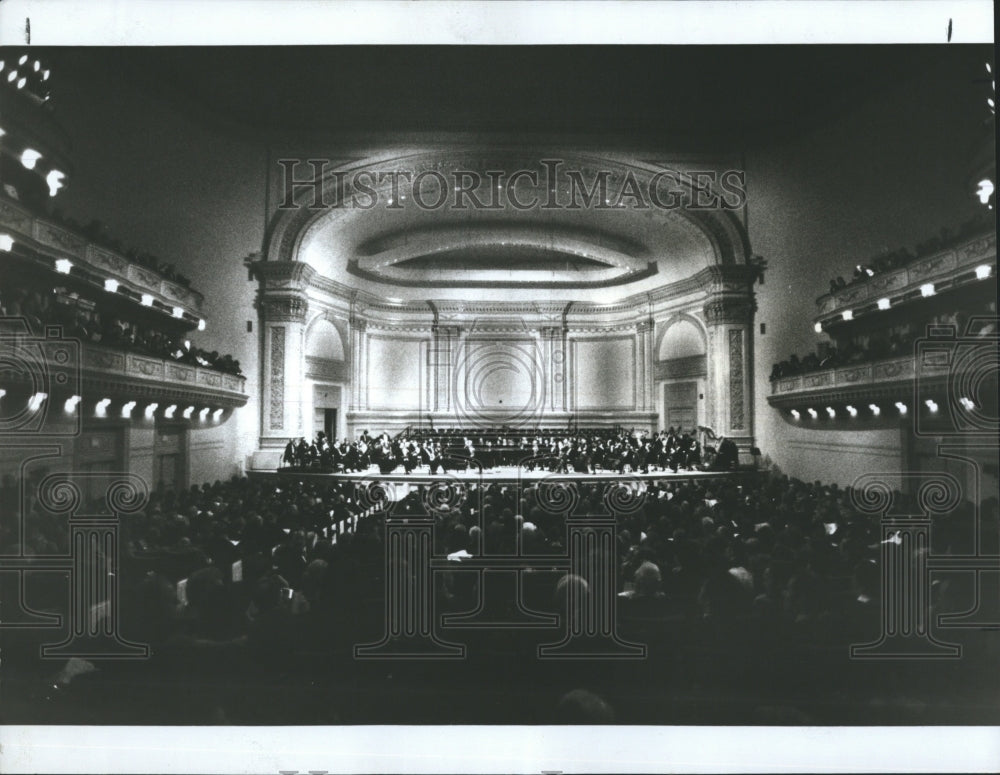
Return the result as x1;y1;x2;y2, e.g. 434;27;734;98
253;464;747;484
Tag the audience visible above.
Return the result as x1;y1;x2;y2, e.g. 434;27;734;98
0;280;242;376
1;465;995;724
826;212;993;293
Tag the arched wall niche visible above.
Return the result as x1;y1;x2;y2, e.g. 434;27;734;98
656;313;708;361
304;314;348;361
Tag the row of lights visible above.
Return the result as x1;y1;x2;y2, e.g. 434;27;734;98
1;238;207;331
0;130;66;197
0;390;225;421
0;55;50;94
789;397;969;421
815;265;994;332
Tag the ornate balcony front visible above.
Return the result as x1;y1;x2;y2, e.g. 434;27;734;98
0;194;204;316
79;342;247;408
815;230;996;327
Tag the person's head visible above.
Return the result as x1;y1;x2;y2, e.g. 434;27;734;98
633;560;662;597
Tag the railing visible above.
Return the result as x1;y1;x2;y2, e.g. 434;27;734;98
814;230;996;321
0;194;204;314
78;341;247;406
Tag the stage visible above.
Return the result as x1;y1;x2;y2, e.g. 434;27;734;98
250;464;752;485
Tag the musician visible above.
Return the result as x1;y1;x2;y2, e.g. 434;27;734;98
712;436;739;471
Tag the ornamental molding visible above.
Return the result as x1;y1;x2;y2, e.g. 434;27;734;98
253;260;317;291
703;294;756;325
259;294;309;323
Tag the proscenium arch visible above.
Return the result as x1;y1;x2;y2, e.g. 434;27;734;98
263;150;752;272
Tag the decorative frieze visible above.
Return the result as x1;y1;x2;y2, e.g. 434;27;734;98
728;328;745;430
260;294;309;323
703;295;755;325
269;327;286;430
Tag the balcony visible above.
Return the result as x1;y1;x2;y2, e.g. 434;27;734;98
0;194;204;317
815;230;996;328
79;341;247;408
768;339;997;433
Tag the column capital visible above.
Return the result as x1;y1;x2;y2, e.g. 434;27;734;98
252;260;317;293
539;325;567;339
701;263;760;294
703;294;756;326
432;324;462;337
259;293;308;323
635;318;654;334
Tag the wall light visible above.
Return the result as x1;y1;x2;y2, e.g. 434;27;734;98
842;310;853;321
144;402;159;419
975;264;992;280
140;294;154;306
64;395;81;413
920;283;935;297
895;401;908;415
790;409;801;420
27;392;48;412
877;298;891;310
46;170;65;197
813;322;823;333
977;179;994;205
54;258;72;274
0;389;6;400
807;408;818;419
846;405;858;417
18;55;27;65
197;319;206;331
959;397;976;411
164;404;177;419
925;399;939;413
0;234;13;252
212;408;224;420
6;71;17;83
20;148;42;169
172;306;184;319
42;69;50;81
198;407;210;420
182;406;195;419
16;77;26;90
869;403;881;416
121;400;136;418
104;278;119;293
826;406;836;418
96;397;111;417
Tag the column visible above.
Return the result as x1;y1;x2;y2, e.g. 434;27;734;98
703;284;756;455
636;319;654;412
253;261;315;449
430;325;459;415
541;326;568;414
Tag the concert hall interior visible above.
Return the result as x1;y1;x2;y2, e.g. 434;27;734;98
0;45;997;726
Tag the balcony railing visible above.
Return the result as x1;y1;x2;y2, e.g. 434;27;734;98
79;341;247;407
815;230;996;322
767;351;954;408
0;194;204;314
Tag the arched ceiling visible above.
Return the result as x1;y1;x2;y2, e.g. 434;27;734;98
285;151;746;303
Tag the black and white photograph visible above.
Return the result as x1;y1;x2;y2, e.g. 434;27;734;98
0;1;997;772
